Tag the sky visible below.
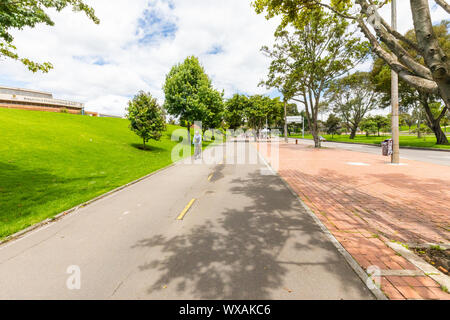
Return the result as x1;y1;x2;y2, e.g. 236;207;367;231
0;0;448;117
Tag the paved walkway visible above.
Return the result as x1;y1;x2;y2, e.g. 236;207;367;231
0;143;373;300
261;141;450;300
292;138;450;166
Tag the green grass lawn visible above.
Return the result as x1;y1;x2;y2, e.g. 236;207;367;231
400;124;449;133
288;133;450;150
0;108;207;239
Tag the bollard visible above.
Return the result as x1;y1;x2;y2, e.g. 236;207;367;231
296;139;298;145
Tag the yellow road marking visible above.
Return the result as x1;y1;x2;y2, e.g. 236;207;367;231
208;174;213;181
177;199;196;220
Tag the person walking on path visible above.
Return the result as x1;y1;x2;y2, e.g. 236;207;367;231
193;130;202;160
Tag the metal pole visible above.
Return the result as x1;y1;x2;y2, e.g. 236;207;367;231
302;116;305;139
391;0;400;164
284;100;288;143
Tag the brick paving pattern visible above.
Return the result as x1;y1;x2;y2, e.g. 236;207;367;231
260;142;450;300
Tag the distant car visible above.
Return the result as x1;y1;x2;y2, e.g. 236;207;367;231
319;135;327;142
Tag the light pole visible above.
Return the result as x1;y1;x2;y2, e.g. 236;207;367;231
284;100;288;143
391;0;400;163
302;115;305;139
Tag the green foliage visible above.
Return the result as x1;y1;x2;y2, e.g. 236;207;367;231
225;94;250;130
372;115;391;136
326;72;378;138
360;118;378;137
163;56;223;132
126;91;166;149
0;0;99;72
0;108;189;239
259;5;369;147
245;95;284;131
200;86;224;131
325;114;341;137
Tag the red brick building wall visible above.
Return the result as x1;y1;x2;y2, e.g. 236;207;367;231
0;103;98;117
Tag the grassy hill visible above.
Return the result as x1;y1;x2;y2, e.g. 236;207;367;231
0;108;192;239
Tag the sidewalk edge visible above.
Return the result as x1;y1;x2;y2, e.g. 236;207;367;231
254;144;388;300
278;175;388;300
0;160;182;247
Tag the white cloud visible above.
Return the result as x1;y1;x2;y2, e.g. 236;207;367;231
0;0;280;116
0;1;447;116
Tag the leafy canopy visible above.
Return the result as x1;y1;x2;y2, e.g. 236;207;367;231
0;0;99;72
163;56;221;129
126;91;166;148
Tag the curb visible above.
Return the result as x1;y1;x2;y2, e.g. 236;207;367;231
0;142;224;247
289;138;450;153
254;144;388;300
387;242;450;291
0;160;182;247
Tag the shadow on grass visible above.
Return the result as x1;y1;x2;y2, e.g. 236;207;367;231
0;162;104;234
130;143;167;152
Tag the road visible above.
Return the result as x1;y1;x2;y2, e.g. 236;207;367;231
290;138;450;166
0;143;373;300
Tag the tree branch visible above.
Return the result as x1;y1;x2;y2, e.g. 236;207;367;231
357;18;439;94
435;0;450;14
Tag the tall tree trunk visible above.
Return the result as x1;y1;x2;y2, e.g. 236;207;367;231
421;95;449;144
311;125;321;148
410;0;450;109
284;101;288;143
350;126;358;139
431;121;449;145
143;139;146;150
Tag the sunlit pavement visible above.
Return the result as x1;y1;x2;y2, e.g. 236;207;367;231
0;143;374;300
260;141;450;300
291;138;450;166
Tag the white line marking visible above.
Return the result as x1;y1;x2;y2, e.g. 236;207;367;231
346;162;370;166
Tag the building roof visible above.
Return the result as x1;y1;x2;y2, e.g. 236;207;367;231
0;86;84;109
0;85;53;98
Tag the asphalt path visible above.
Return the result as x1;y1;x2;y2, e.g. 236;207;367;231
0;143;374;300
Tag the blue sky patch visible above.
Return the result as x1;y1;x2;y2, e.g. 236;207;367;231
136;4;178;45
73;55;110;66
206;45;224;55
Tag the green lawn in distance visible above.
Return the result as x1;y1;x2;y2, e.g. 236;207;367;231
287;133;450;150
0;108;202;239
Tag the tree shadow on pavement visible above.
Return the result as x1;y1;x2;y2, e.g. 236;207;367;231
131;170;373;299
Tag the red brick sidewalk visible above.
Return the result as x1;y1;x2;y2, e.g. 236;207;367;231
261;142;450;300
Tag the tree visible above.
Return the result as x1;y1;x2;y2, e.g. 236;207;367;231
163;56;217;143
360;118;378;137
325;72;378;139
260;59;299;142
371;21;449;144
0;0;99;72
372;115;390;136
325;114;341;138
254;0;450;109
199;86;224;134
442;111;450;132
126;92;166;150
245;95;267;139
244;95;282;138
225;94;250;130
260;8;369;148
400;113;415;134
